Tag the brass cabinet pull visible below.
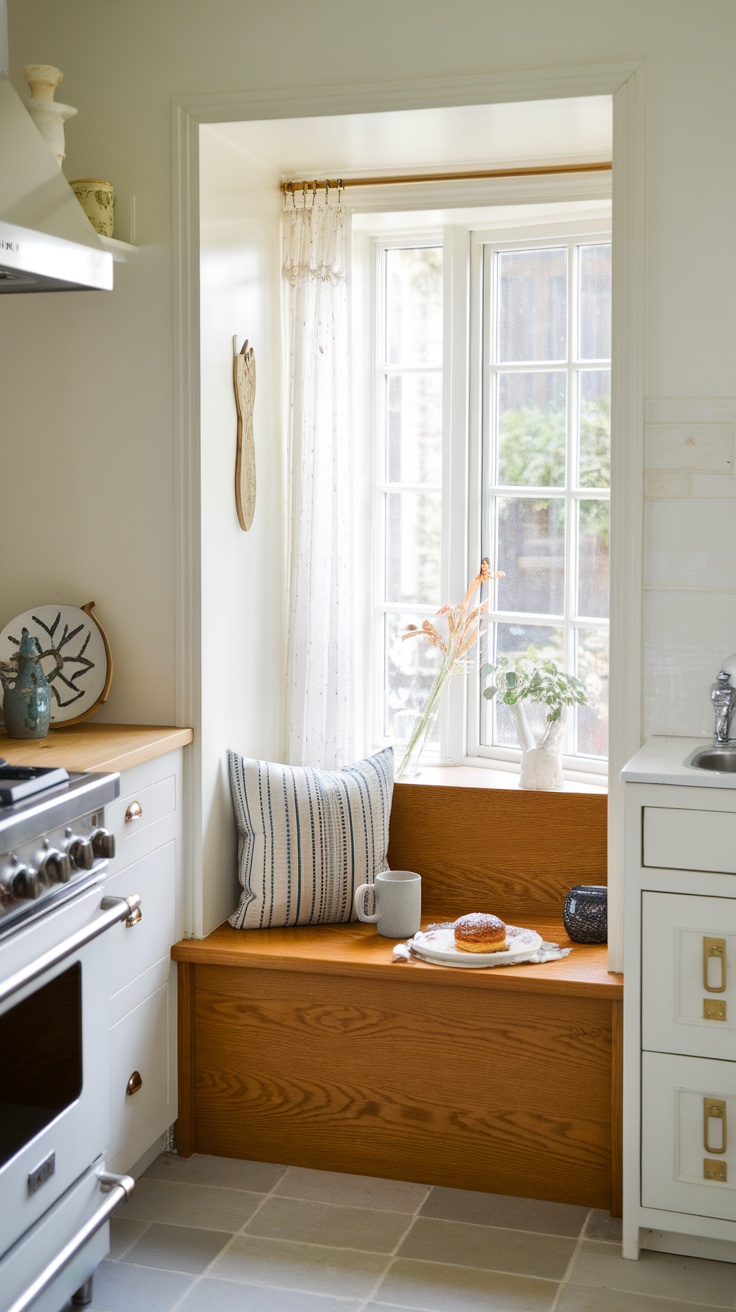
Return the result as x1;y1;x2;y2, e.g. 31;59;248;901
125;800;143;824
126;1071;143;1097
704;1098;727;1154
704;938;727;993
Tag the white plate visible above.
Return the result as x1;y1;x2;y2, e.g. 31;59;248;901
410;922;543;967
0;604;111;726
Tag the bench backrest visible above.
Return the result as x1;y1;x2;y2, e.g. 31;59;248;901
387;783;607;920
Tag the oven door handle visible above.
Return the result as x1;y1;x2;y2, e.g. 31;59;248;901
5;1170;135;1312
0;894;141;1006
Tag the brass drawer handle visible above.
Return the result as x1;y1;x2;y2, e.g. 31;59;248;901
125;801;143;824
704;937;727;993
126;1071;143;1097
704;1098;727;1155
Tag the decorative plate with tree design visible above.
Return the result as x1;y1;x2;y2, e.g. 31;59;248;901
0;602;113;726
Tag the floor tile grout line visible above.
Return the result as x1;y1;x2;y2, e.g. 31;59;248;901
549;1217;590;1312
353;1254;396;1312
108;1216;153;1262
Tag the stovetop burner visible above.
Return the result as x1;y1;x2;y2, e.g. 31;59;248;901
0;765;70;805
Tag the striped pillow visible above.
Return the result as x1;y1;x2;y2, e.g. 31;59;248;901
227;747;394;929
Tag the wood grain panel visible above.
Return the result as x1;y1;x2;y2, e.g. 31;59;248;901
176;963;195;1158
188;963;614;1207
173;919;621;1000
388;784;607;918
0;723;192;774
611;997;623;1217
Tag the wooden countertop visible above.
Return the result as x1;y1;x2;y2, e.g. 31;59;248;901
0;723;193;774
173;917;622;1000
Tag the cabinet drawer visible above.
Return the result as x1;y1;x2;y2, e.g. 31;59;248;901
107;770;177;870
643;807;736;874
108;981;170;1161
642;1052;736;1221
642;892;736;1059
104;841;176;999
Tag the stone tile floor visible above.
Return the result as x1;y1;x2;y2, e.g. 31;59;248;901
59;1154;736;1312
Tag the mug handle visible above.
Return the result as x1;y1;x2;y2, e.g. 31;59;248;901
354;881;380;923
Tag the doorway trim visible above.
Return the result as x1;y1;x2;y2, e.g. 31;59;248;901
172;61;646;966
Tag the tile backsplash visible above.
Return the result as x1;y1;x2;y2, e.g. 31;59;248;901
643;399;736;738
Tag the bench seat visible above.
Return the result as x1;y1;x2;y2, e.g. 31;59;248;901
173;916;621;1212
173;781;620;1211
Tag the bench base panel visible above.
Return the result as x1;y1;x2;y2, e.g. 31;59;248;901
178;959;620;1211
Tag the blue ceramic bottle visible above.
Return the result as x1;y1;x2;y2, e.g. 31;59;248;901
2;628;52;739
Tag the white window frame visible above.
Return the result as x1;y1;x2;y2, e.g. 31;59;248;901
463;222;612;780
354;204;612;785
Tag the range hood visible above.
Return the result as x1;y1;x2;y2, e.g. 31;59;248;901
0;72;113;292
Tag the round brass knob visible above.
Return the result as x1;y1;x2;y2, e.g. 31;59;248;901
125;801;143;824
126;1071;143;1096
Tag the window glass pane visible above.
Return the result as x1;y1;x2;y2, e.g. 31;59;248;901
385;611;441;745
576;627;609;758
484;622;563;747
496;497;565;614
386;247;443;367
579;500;609;618
498;372;566;487
497;247;567;363
385;491;441;606
578;243;611;360
386;373;442;484
578;370;610;490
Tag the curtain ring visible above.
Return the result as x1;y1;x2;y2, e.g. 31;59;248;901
312;180;317;207
325;179;329;206
338;178;344;206
302;180;307;208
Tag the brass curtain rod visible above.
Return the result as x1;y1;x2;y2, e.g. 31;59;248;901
281;160;612;194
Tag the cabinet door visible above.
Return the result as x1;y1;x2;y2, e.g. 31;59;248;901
104;840;176;1001
108;980;170;1163
642;892;736;1060
642;1052;736;1221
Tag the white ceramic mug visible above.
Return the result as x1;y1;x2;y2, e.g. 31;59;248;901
354;870;421;938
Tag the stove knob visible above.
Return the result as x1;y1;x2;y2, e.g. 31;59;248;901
39;849;72;885
12;865;43;900
68;837;94;871
90;828;116;861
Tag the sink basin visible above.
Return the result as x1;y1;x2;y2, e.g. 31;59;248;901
685;746;736;772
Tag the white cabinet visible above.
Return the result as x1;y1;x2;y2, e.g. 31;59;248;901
624;755;736;1262
100;750;186;1175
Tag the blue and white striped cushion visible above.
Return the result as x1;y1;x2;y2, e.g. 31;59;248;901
227;747;394;929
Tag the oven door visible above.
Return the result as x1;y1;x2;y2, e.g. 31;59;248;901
0;885;140;1261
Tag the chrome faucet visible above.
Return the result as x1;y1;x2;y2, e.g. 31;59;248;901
711;663;736;745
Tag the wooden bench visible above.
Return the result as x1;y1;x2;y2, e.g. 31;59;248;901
173;781;622;1213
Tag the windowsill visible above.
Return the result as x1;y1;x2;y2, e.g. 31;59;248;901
395;763;608;794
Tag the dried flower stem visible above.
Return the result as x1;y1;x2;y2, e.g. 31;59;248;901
396;558;504;778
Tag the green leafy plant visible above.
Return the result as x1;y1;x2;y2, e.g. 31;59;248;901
481;646;587;724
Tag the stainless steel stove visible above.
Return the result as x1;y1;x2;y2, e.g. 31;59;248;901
0;761;142;1312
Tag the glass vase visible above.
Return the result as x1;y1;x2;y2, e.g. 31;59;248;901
394;701;441;779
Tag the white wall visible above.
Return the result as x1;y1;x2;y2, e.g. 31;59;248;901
4;0;736;932
198;126;285;933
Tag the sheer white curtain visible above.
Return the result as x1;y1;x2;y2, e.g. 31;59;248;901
282;198;354;768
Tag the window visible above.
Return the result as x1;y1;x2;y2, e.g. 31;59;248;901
356;206;611;779
472;233;610;768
